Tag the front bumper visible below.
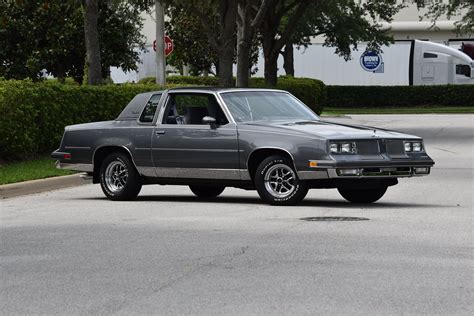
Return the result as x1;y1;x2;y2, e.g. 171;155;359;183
297;158;434;180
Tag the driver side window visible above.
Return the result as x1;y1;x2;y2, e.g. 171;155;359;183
162;93;229;126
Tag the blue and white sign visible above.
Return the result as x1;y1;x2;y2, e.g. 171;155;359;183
360;50;384;73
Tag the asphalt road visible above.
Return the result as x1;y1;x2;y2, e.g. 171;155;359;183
1;114;473;315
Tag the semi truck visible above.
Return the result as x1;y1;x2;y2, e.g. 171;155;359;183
253;39;474;86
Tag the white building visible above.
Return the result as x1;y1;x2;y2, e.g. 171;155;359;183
111;0;472;84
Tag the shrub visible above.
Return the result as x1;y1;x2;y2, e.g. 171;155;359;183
0;77;325;161
326;85;474;108
0;81;166;161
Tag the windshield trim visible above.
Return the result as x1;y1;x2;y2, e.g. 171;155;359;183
217;90;320;123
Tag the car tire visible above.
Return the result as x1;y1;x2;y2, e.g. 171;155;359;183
254;155;308;206
338;186;387;204
99;152;142;201
189;185;225;198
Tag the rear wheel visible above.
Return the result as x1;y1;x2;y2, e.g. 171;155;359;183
255;155;308;206
99;152;142;201
189;185;225;198
338;186;387;204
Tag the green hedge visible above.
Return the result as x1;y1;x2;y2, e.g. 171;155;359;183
140;76;327;115
0;77;325;161
0;81;167;161
326;85;474;108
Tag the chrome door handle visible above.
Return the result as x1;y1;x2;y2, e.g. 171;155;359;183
155;130;165;135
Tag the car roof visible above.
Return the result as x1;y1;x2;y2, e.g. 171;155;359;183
166;87;287;93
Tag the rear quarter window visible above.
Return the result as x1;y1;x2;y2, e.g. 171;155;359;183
139;94;162;123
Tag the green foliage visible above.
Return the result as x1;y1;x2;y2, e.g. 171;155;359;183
0;0;147;82
0;157;74;185
165;3;218;75
0;77;326;160
326;85;474;108
423;0;474;36
0;80;164;161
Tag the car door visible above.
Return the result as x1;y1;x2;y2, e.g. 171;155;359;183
151;92;240;179
123;93;162;177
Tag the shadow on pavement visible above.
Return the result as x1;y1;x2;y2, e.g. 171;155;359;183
74;195;445;209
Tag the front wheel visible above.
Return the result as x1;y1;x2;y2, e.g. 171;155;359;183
99;152;142;201
255;155;308;206
338;186;387;204
189;185;225;198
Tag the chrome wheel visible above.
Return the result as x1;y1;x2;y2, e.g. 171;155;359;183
104;160;128;193
264;164;296;198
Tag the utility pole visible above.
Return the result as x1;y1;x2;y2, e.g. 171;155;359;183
155;0;166;86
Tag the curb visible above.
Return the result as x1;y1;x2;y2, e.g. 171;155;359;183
0;173;92;199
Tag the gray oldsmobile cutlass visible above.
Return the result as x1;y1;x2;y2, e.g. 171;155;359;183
52;88;434;205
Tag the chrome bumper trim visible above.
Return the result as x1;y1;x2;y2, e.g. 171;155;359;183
297;170;329;180
298;166;431;179
139;167;251;180
55;161;93;172
327;166;430;178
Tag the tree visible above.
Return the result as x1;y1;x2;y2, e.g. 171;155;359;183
423;0;474;35
173;0;237;87
83;0;102;84
0;1;85;81
0;0;149;83
258;0;311;86
235;0;272;87
260;0;402;85
165;4;219;75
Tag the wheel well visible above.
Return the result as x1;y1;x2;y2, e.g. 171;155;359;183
92;146;135;183
247;148;295;181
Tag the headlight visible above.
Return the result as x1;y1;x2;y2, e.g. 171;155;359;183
330;141;356;154
404;141;424;152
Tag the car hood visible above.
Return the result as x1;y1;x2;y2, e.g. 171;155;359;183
241;120;420;140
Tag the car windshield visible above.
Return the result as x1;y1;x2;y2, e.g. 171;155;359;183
220;91;319;123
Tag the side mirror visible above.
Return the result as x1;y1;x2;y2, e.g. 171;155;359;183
202;116;217;129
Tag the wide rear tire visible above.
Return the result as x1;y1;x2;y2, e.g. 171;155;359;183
338;186;387;204
99;152;142;201
189;185;225;198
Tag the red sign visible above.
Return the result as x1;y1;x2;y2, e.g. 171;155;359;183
153;36;174;57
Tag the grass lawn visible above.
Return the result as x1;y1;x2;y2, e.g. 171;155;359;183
322;106;474;115
0;157;75;185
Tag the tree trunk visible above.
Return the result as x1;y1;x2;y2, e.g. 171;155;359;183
218;48;234;87
217;0;237;87
57;63;66;83
83;0;102;85
264;54;278;86
236;2;252;87
262;31;278;86
282;42;294;77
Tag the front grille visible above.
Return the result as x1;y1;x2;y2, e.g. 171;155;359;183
385;140;406;157
356;140;380;155
337;167;413;177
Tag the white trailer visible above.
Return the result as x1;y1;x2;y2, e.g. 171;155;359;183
254;40;474;86
111;40;474;86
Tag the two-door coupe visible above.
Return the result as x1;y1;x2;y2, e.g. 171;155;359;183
52;88;434;205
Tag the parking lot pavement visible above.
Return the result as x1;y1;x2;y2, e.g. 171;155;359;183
1;114;473;315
